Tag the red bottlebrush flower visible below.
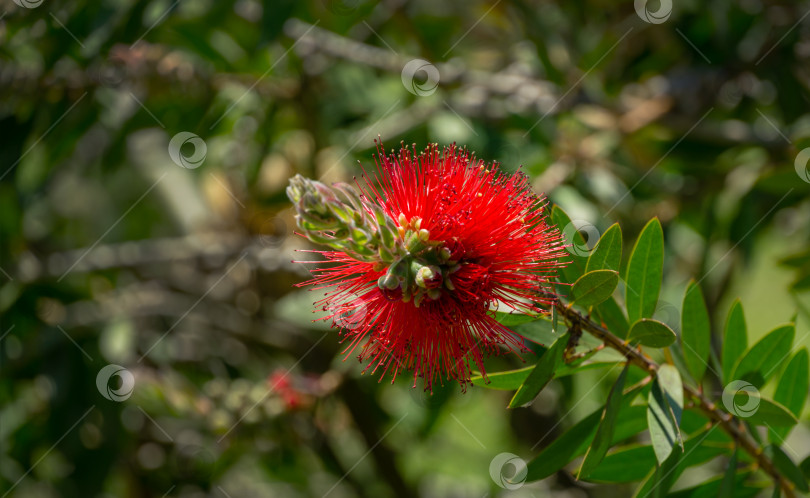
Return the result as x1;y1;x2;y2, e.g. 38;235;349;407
288;142;568;391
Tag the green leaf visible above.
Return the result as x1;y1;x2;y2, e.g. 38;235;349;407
764;445;809;492
718;450;738;498
509;334;567;408
596;297;630;339
471;359;620;390
722;300;747;384
578;363;630;478
584;445;655;483
525;393;647;482
732;324;795;388
668;472;757;498
511;317;563;347
744;396;799;427
586;223;622;273
681;281;711;383
628;319;677;348
647;364;684;464
471;366;534;390
571;270;619;308
770;348;808;443
493;311;540;326
625;218;664;323
635;427;724;497
551;206;587;284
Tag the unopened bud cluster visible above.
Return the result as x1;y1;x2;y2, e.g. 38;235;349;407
287;175;459;307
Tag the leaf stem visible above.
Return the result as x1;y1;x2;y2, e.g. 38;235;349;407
554;301;797;498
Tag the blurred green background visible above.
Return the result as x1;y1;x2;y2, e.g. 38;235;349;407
2;0;810;496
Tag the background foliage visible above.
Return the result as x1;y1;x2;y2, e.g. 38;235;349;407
2;0;810;496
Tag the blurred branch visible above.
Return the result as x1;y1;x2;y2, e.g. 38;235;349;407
14;232;306;282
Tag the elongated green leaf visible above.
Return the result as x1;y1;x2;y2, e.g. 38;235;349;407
647;365;684;464
764;445;809;492
493;311;540;326
578;363;630;478
586;223;622;273
585;445;655;483
770;349;808;443
551;206;587;284
732;324;795;388
571;270;619;308
718;450;738;498
509;335;567;408
722;300;747;384
628;319;677;348
525;396;647;481
668;472;757;498
510;315;563;346
471;359;620;390
681;281;711;383
596;297;630;339
744;396;799;427
625;218;664;323
635;427;724;497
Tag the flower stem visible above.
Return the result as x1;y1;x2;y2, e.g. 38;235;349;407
554;301;797;498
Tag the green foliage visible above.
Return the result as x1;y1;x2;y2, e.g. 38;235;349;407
585;223;622;274
722;300;748;384
571;270;619;308
681;281;711;383
647;364;684;464
732;324;795;388
508;333;567;408
628;319;677;348
625;218;664;323
578;363;629;478
770;349;809;442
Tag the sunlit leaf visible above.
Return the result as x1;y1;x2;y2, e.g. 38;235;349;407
571;270;619;308
722;300;747;384
551;206;587;284
647;364;683;464
625;218;663;323
628;319;677;348
732;324;794;388
681;280;711;383
586;222;622;273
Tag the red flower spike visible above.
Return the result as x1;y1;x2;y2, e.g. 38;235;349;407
292;142;568;391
